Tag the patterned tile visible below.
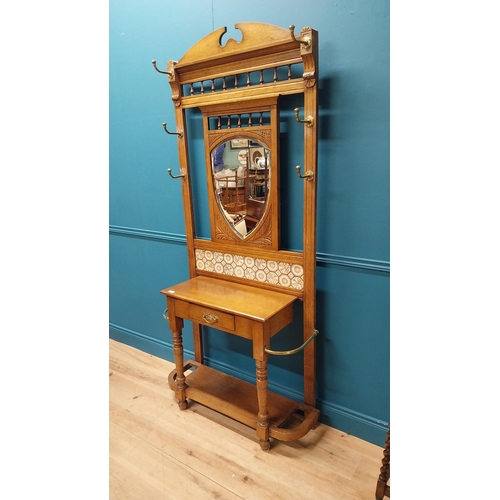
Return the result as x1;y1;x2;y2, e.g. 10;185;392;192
195;249;304;290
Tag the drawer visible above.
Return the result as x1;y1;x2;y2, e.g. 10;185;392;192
175;300;235;331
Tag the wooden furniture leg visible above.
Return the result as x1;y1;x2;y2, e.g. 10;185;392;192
192;322;203;363
375;424;390;499
172;328;187;410
255;357;270;451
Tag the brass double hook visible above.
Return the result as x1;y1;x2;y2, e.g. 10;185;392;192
289;25;311;49
162;122;183;138
167;168;186;179
152;60;173;76
294;108;314;128
296;165;314;181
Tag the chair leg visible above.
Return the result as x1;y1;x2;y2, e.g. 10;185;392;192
375;424;390;499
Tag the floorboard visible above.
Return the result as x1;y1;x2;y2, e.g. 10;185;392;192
109;339;384;500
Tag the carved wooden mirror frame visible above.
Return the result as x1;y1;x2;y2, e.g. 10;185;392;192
202;98;279;247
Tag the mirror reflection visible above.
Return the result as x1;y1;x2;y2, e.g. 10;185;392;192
211;138;270;238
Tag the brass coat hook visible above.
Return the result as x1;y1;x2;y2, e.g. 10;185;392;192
296;165;314;181
289;25;311;49
152;60;173;76
167;168;186;179
265;330;319;356
162;122;183;138
294;108;314;128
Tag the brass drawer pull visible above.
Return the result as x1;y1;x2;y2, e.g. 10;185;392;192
163;308;169;321
201;312;219;324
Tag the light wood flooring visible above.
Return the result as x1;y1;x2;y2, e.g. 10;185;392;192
110;339;384;500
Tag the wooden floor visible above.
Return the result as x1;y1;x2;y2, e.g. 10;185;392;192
110;339;384;500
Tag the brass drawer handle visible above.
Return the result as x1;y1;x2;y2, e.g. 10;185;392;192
201;312;219;324
163;308;169;321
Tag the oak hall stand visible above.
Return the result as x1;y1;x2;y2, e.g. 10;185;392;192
154;23;319;451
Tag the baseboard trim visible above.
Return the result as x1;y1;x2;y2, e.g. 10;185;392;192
109;323;388;446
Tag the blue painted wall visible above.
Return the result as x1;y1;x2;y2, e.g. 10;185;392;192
110;0;389;446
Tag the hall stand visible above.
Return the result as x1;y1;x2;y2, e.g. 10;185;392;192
154;22;320;451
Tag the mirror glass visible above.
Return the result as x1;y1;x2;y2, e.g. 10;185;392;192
211;138;270;239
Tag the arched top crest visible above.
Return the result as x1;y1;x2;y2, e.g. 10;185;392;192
175;22;299;69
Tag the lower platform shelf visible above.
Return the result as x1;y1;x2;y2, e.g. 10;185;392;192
168;360;320;443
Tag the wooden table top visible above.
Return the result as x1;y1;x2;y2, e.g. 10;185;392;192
161;276;297;322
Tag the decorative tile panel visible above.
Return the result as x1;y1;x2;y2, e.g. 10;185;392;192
195;249;303;290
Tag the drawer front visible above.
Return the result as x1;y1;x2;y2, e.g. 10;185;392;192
176;300;235;331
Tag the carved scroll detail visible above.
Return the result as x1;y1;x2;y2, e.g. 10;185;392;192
214;210;239;242
208;134;219;150
245;210;273;247
167;60;182;106
252;129;272;142
213;206;274;247
303;71;316;88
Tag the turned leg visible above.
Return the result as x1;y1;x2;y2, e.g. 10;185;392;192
256;358;270;451
172;328;187;410
375;424;390;499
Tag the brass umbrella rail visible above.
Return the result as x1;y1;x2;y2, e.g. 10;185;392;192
265;329;319;356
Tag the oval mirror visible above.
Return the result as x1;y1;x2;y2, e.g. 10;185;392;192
211;138;270;239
